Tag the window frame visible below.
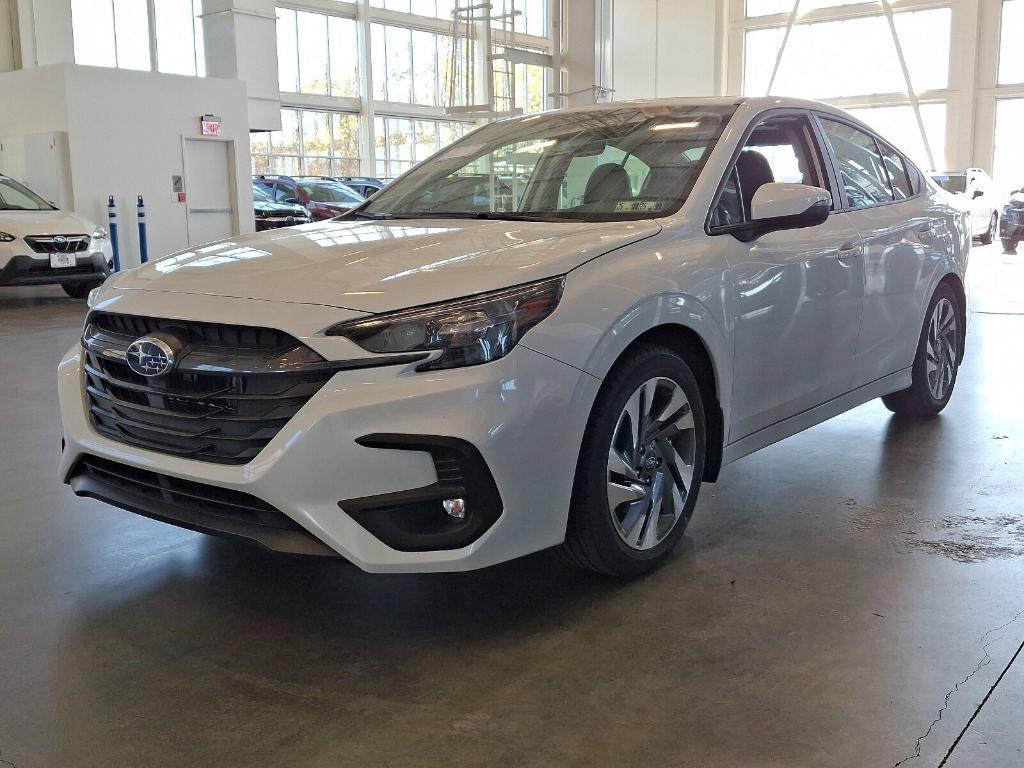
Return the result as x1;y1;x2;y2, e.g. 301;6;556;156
811;112;925;213
705;108;841;238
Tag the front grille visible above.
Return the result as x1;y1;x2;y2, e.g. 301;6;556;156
82;312;338;465
73;454;300;530
25;234;90;253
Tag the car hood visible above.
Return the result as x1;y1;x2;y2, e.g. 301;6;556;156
254;200;307;215
110;217;661;312
0;209;97;237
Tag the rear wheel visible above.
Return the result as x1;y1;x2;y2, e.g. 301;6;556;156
881;283;961;417
559;345;706;577
1003;237;1019;253
980;213;997;245
62;280;101;299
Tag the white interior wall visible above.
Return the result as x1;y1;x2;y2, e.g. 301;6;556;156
612;0;719;100
0;0;14;71
0;64;254;269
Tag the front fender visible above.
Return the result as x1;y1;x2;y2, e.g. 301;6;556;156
522;233;733;428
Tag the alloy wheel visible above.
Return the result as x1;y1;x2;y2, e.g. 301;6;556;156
606;377;696;550
925;297;958;401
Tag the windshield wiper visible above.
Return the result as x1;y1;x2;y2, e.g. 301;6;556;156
347;210;393;220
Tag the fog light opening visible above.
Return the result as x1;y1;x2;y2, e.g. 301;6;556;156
443;498;466;520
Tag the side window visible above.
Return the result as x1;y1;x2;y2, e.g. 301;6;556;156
711;114;828;227
878;143;913;200
275;182;295;202
710;167;742;227
819;118;893;209
901;159;926;195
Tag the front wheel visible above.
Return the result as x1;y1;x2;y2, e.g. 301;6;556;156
980;213;997;245
881;283;961;417
1003;237;1019;253
559;344;706;577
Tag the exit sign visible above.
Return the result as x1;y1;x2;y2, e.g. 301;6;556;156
201;114;222;136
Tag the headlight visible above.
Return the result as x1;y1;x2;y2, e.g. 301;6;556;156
326;277;564;370
0;232;15;243
91;227;108;241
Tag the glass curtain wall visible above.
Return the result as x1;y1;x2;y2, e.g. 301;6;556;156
263;0;552;179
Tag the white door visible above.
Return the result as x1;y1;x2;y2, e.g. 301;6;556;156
183;139;236;246
712;113;864;441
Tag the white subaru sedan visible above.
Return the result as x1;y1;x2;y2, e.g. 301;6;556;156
59;97;969;576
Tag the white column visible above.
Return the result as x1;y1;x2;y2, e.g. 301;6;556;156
15;0;75;68
201;0;281;131
562;0;612;106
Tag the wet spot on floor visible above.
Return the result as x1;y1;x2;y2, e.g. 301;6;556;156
844;498;1024;563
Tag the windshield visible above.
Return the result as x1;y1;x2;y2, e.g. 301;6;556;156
0;177;56;211
932;174;967;195
300;181;363;204
363;105;737;222
252;185;274;202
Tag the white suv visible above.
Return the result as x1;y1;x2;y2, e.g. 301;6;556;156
0;175;112;297
59;97;969;576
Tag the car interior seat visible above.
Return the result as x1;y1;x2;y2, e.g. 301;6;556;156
584;163;632;205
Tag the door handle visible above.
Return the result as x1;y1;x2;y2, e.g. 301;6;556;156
836;241;861;260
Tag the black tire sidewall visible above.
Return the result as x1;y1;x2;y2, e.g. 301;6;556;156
571;347;706;573
910;283;960;413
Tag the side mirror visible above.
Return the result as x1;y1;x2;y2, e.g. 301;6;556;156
972;189;984;199
740;183;831;240
284;197;300;205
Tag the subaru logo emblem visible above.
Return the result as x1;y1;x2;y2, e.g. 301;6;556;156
125;335;179;377
53;235;68;250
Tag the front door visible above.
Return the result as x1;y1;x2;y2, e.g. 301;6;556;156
710;113;865;442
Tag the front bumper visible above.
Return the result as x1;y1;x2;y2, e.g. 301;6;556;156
0;242;112;287
255;215;312;231
58;291;599;572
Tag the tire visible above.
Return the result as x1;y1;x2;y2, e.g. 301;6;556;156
980;213;997;245
1003;238;1019;253
559;344;706;577
881;282;962;417
62;280;101;299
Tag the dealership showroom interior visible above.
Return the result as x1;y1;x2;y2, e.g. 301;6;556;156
5;0;1024;765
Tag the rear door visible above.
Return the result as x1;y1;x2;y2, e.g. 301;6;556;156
711;111;865;441
816;115;939;387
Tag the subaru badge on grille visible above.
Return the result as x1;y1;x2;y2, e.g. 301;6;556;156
125;333;182;377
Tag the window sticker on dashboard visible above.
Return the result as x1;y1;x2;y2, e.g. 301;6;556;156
615;200;665;212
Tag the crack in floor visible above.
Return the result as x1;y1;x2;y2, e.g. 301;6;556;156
889;607;1024;768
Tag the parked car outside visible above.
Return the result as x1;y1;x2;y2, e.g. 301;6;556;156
332;176;387;198
252;184;311;231
0;174;112;298
999;187;1024;252
63;97;969;576
930;168;999;243
253;175;364;220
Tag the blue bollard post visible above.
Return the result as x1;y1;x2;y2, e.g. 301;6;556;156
137;195;149;264
107;195;120;272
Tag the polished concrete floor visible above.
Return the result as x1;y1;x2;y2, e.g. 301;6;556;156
1;244;1023;767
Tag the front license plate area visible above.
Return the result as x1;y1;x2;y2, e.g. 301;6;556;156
50;253;75;268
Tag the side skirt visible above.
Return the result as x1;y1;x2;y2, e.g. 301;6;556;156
722;368;912;466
